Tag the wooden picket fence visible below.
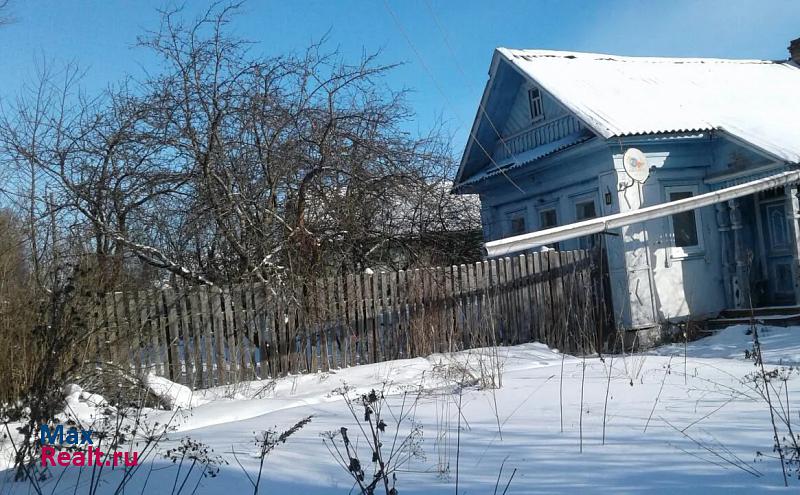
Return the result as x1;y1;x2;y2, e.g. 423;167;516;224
93;248;610;389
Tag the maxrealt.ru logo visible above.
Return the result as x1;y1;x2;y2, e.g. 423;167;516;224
40;425;139;467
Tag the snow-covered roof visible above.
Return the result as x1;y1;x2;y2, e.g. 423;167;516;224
496;48;800;164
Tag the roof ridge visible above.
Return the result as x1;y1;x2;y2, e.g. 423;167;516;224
498;47;778;65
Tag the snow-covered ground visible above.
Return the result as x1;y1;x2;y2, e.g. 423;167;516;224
2;324;799;494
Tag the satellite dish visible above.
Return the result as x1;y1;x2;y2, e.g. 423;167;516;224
623;148;650;183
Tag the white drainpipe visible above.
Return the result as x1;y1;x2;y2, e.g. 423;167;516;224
485;169;800;257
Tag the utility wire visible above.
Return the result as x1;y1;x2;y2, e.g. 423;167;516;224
422;0;523;169
382;0;525;194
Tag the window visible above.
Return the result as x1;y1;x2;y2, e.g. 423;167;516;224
666;185;703;256
528;88;544;122
575;200;596;221
507;210;526;236
575;199;598;249
539;207;559;250
539;208;557;228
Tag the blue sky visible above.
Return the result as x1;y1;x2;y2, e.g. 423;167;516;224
1;0;799;152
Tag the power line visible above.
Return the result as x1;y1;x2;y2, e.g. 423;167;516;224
382;0;525;194
422;0;524;171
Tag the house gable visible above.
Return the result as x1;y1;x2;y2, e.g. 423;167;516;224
454;53;596;192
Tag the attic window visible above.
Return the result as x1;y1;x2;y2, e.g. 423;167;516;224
528;88;544;122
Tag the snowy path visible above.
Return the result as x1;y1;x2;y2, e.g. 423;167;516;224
3;325;799;494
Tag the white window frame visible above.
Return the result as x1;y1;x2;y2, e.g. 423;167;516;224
665;184;705;259
528;88;544;123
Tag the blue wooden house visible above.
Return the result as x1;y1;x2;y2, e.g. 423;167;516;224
453;40;800;339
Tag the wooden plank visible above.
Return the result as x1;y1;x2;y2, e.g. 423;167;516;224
362;272;376;364
510;256;523;345
538;253;554;349
396;270;409;359
440;266;453;353
501;258;514;346
324;277;335;370
306;281;319;373
468;262;480;346
497;259;510;346
196;286;214;387
480;260;492;346
327;275;346;369
488;259;502;345
249;282;265;378
513;255;526;344
457;264;470;348
231;285;250;378
113;291;135;375
102;293;117;367
111;292;127;367
334;275;347;368
455;265;464;348
527;253;542;343
508;256;520;345
418;268;428;355
380;271;394;361
219;287;237;381
188;290;205;388
349;273;361;365
162;288;183;383
256;284;270;378
431;268;444;353
242;284;260;378
317;278;329;371
177;290;196;388
515;255;526;344
274;290;286;376
547;251;565;352
517;254;531;343
345;274;357;366
124;291;142;376
571;250;584;353
575;250;593;353
376;271;387;362
263;284;281;378
113;291;131;372
404;270;416;358
365;271;377;364
132;290;149;374
209;287;227;384
286;288;305;374
380;271;393;361
560;251;573;353
412;268;423;356
145;289;165;377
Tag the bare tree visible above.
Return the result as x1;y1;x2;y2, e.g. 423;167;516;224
0;2;478;293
